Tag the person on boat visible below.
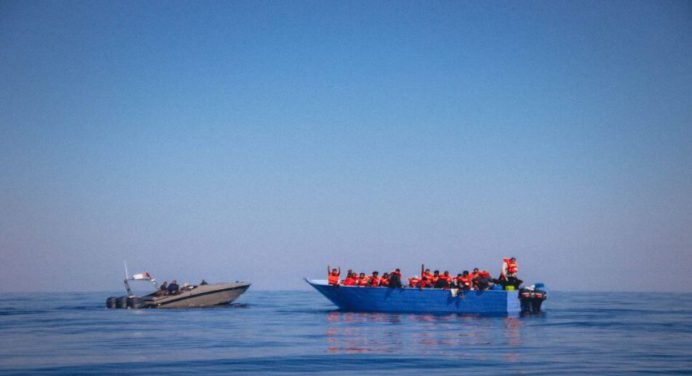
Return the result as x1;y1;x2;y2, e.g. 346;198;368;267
327;266;341;286
167;280;180;295
388;269;403;288
408;275;420;288
157;281;168;296
368;271;380;287
431;270;440;286
423;268;433;281
418;275;433;288
501;257;523;288
435;271;452;289
343;272;357;286
379;273;390;287
200;279;208;285
358;273;370;287
455;271;472;290
473;270;493;290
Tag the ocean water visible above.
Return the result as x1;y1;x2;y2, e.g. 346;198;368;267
0;290;691;375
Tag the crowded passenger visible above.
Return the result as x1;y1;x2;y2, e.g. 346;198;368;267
379;273;390;287
358;273;369;286
342;272;357;286
389;269;403;288
326;258;521;291
327;266;341;286
368;271;380;287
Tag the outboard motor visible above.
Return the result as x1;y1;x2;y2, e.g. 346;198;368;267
519;283;547;313
115;296;129;309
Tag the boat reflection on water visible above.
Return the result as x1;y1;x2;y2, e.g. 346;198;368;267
324;311;526;358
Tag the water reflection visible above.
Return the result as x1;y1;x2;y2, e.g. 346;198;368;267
324;311;525;357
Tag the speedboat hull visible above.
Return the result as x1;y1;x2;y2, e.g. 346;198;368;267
151;282;251;308
306;279;533;315
107;282;250;309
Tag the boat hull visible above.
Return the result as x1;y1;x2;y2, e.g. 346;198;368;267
306;279;521;315
106;282;251;309
152;283;251;308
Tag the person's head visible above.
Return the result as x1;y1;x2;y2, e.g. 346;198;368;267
373;271;379;276
473;268;479;273
444;271;449;276
433;270;439;275
425;269;430;273
510;257;516;262
395;268;400;273
463;270;469;276
383;273;389;278
331;268;338;273
359;273;365;277
172;280;177;284
457;273;462;277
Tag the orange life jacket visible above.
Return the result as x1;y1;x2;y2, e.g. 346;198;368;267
380;278;389;287
343;277;356;286
408;277;419;287
358;277;370;287
328;272;340;285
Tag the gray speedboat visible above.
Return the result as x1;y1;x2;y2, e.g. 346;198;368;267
106;271;250;309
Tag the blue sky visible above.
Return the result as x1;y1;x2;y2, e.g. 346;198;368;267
1;0;691;292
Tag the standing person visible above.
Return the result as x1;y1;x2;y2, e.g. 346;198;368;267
327;266;341;286
389;269;403;288
502;257;523;288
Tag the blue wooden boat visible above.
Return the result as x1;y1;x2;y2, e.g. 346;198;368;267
305;279;546;315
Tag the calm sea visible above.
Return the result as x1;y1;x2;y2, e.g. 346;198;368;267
0;290;690;375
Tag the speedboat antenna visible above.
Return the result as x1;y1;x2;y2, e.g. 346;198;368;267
123;261;133;296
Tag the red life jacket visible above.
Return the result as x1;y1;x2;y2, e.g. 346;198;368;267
369;276;380;287
419;278;432;288
408;277;419;287
358;277;369;287
380;278;389;287
456;275;471;287
504;258;518;274
328;272;340;285
343;277;356;286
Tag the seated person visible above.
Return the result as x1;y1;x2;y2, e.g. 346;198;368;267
435;271;452;289
167;280;180;295
342;272;357;286
157;281;168;296
357;273;370;287
473;270;493;290
380;273;390;287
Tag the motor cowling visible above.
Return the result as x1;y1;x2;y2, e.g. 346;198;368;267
519;285;547;313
